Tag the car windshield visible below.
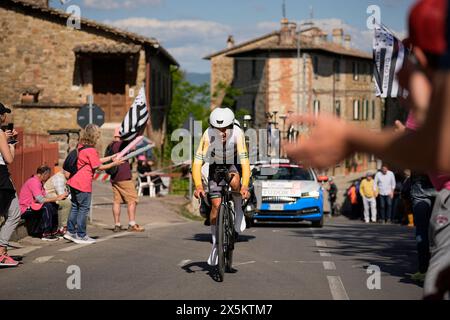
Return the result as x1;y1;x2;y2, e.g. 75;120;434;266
254;166;315;181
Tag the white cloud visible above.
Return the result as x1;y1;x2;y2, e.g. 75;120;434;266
83;0;161;10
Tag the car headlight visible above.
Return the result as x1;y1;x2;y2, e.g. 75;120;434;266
301;190;321;199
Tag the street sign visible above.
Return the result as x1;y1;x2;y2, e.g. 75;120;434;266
77;104;105;128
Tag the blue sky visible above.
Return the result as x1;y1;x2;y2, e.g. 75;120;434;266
51;0;415;72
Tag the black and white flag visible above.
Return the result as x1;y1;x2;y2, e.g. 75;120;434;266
373;24;409;98
119;86;149;141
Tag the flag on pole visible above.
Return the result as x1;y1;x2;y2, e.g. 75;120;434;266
373;24;409;98
119;86;149;141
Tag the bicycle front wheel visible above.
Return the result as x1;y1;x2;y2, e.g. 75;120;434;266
216;204;226;282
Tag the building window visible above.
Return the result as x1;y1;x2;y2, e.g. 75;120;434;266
334;60;340;81
313;56;319;79
372;100;376;120
313;100;320;117
353;100;360;120
353;61;359;81
252;59;256;79
364;100;369;120
335;100;341;117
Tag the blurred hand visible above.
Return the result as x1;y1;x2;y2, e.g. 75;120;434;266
194;187;206;199
113;158;125;166
394;121;406;133
283;114;353;170
240;186;250;199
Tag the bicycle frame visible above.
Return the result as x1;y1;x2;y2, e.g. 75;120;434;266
215;167;236;282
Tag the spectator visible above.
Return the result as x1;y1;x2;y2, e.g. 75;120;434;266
359;173;378;224
400;169;414;227
347;182;359;220
410;172;436;282
137;154;167;197
108;128;144;233
327;178;338;216
19;165;67;241
44;167;71;236
0;102;20;267
374;165;396;224
64;124;123;244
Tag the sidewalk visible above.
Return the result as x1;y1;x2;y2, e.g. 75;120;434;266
89;180;190;229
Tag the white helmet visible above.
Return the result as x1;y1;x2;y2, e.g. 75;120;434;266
209;107;235;129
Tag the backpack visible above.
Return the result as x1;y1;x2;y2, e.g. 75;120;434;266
63;145;93;178
104;142;119;177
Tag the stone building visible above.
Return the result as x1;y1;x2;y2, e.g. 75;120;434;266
0;0;178;161
205;19;381;175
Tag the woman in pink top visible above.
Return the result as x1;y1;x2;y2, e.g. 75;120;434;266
64;124;123;245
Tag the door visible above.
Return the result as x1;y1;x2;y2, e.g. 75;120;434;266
92;58;126;123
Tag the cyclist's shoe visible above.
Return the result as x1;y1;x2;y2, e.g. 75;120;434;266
207;245;218;266
234;209;246;233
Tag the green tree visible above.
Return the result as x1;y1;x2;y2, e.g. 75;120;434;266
212;81;243;109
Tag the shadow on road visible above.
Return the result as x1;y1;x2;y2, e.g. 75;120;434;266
181;261;225;282
289;222;420;287
186;233;256;243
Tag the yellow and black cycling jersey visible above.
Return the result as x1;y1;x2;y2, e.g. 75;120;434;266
192;125;250;189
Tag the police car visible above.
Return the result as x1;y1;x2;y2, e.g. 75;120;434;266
245;159;326;228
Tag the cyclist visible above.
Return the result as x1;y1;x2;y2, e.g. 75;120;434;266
193;107;250;266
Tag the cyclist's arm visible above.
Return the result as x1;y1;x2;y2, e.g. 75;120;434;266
236;132;250;188
192;133;209;189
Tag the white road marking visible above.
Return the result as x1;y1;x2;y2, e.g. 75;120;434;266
316;240;328;247
178;259;192;267
233;261;256;267
319;250;332;257
327;276;350;300
8;246;41;256
323;261;336;270
33;256;54;264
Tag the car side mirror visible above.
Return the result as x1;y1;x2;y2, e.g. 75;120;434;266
318;176;329;183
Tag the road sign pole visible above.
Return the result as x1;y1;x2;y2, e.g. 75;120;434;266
88;95;93;125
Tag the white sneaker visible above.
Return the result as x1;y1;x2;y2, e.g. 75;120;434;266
63;232;76;242
73;235;96;244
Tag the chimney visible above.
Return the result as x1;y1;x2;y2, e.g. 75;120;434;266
344;35;351;49
227;35;235;49
20;0;49;7
332;28;344;45
280;18;297;46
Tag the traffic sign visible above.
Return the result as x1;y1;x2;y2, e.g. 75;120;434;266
77;104;105;128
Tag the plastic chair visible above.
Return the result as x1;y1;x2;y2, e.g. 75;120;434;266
137;173;156;197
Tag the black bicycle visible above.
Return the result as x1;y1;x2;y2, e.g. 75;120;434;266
214;167;236;282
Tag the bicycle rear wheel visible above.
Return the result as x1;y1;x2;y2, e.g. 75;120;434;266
216;204;226;282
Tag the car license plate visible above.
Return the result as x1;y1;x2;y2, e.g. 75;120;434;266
269;204;284;211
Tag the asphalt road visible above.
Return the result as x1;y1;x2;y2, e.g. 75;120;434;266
0;215;423;300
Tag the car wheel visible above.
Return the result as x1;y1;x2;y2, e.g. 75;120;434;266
312;217;324;228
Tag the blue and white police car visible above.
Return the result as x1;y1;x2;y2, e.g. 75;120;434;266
246;160;326;228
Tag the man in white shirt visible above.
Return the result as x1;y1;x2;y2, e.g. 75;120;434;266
374;165;397;224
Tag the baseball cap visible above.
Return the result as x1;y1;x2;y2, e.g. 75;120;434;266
0;103;11;115
409;0;447;55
